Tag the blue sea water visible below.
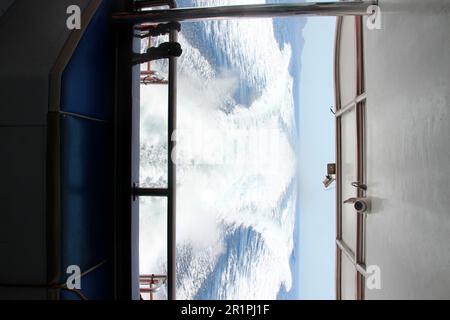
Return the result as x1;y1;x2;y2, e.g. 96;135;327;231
177;0;305;299
140;0;308;300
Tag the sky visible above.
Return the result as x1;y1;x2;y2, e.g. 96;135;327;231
296;15;336;299
138;0;336;300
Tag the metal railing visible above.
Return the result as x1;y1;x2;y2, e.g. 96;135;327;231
114;1;377;24
139;274;167;300
132;0;178;301
334;13;367;300
336;239;366;276
334;92;367;118
135;1;171;85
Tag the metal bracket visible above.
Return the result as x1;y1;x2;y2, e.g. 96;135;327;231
352;181;367;191
366;5;382;30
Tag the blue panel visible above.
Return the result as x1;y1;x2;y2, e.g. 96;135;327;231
60;0;113;120
58;0;115;300
59;114;113;300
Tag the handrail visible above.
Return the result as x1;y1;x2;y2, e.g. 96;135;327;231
334;12;368;300
132;186;168;198
334;92;366;117
114;1;377;24
336;240;366;276
139;274;167;299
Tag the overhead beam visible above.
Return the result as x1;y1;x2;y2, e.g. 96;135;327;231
113;1;377;24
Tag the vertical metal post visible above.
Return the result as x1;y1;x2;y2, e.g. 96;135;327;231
355;16;366;300
167;28;177;300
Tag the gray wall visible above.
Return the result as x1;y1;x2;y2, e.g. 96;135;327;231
364;0;450;299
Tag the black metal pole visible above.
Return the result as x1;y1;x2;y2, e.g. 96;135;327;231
167;29;177;301
132;187;168;197
113;1;377;24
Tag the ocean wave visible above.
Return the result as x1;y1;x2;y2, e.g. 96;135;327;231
139;0;298;300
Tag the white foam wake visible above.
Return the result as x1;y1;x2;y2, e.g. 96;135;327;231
139;0;298;300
